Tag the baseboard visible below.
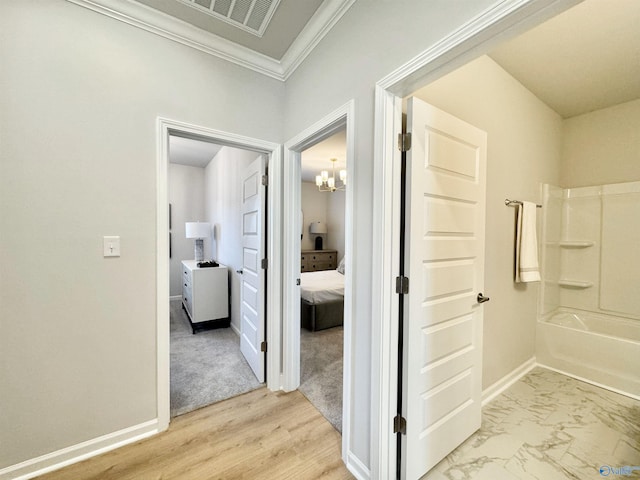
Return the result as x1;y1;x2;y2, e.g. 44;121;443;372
0;419;159;480
230;321;240;337
481;357;537;406
536;363;640;401
346;451;371;480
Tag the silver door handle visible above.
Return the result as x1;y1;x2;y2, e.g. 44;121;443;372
236;269;243;274
477;293;490;304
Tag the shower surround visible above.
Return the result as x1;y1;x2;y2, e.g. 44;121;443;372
537;181;640;398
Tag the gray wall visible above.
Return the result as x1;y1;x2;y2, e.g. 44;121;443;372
0;0;283;469
168;164;206;297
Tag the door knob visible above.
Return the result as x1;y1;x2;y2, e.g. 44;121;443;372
477;293;490;304
236;269;243;274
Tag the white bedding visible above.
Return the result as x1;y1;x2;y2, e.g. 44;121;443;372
300;270;345;304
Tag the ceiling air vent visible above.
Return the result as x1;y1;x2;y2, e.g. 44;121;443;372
175;0;281;37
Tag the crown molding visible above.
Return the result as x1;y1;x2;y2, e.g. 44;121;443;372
280;0;356;79
66;0;355;82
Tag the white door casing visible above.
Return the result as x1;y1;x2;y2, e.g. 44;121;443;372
240;155;267;383
402;97;487;479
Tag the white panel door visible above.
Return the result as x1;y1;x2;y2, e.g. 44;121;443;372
240;155;266;383
402;97;487;479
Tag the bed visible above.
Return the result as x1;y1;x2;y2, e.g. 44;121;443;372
300;270;345;331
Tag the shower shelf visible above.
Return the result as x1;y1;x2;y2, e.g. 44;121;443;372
558;241;594;248
558;279;593;289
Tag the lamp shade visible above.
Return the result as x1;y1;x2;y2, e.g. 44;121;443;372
185;222;211;239
309;222;327;234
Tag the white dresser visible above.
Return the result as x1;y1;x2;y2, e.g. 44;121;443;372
181;260;229;333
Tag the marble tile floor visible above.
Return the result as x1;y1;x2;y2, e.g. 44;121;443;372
424;367;640;480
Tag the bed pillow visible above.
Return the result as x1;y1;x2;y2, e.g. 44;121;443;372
337;257;345;275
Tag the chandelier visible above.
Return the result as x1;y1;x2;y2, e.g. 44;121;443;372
315;158;346;192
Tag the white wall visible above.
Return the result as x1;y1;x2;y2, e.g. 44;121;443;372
326;190;346;262
204;147;259;333
301;182;328;251
413;55;563;389
283;0;497;467
301;182;345;260
561;99;640;187
168;164;206;297
0;0;283;470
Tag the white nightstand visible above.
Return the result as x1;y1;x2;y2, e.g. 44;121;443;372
181;260;229;333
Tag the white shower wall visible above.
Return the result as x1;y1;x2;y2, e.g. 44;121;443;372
540;181;640;320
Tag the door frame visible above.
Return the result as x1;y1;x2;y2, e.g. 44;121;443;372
370;0;580;477
282;100;355;461
156;118;282;431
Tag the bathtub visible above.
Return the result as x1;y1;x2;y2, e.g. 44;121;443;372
536;308;640;398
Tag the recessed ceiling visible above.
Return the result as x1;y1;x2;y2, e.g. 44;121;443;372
301;129;346;183
169;135;223;168
489;0;640;118
132;0;323;59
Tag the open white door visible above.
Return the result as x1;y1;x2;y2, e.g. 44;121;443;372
240;155;266;383
401;97;487;479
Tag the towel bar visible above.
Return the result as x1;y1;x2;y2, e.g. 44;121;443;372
505;199;542;208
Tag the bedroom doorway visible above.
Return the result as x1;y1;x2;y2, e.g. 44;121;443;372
283;100;355;454
298;128;347;432
156;118;282;430
167;135;266;417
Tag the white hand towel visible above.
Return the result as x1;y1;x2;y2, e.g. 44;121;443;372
515;201;541;283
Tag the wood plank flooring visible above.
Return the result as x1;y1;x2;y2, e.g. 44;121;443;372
38;388;354;480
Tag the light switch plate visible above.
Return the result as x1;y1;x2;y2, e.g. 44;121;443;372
103;236;121;257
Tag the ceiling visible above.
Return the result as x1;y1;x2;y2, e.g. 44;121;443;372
169;135;223;167
489;0;640;118
132;0;323;59
301;129;347;183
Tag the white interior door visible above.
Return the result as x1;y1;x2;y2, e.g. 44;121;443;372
402;97;487;479
240;155;266;383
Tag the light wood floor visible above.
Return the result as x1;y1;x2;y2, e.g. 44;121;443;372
38;388;354;480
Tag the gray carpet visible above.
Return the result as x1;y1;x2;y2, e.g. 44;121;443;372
170;300;262;417
299;326;344;432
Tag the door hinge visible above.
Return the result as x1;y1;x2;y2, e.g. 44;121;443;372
261;258;268;269
395;275;409;294
261;174;268;186
260;341;267;352
393;415;407;435
398;132;412;152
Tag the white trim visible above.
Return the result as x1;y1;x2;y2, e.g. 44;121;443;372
369;85;403;480
280;0;356;79
536;363;640;402
156;118;282;431
65;0;355;81
482;357;537;406
0;420;158;480
282;99;356;465
346;451;371;480
370;0;581;478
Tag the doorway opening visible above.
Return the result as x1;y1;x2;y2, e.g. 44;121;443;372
167;134;266;417
372;0;627;478
282;100;355;459
298;128;347;432
156;118;281;430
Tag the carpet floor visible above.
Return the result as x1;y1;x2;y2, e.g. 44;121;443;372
170;300;262;417
299;325;344;432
